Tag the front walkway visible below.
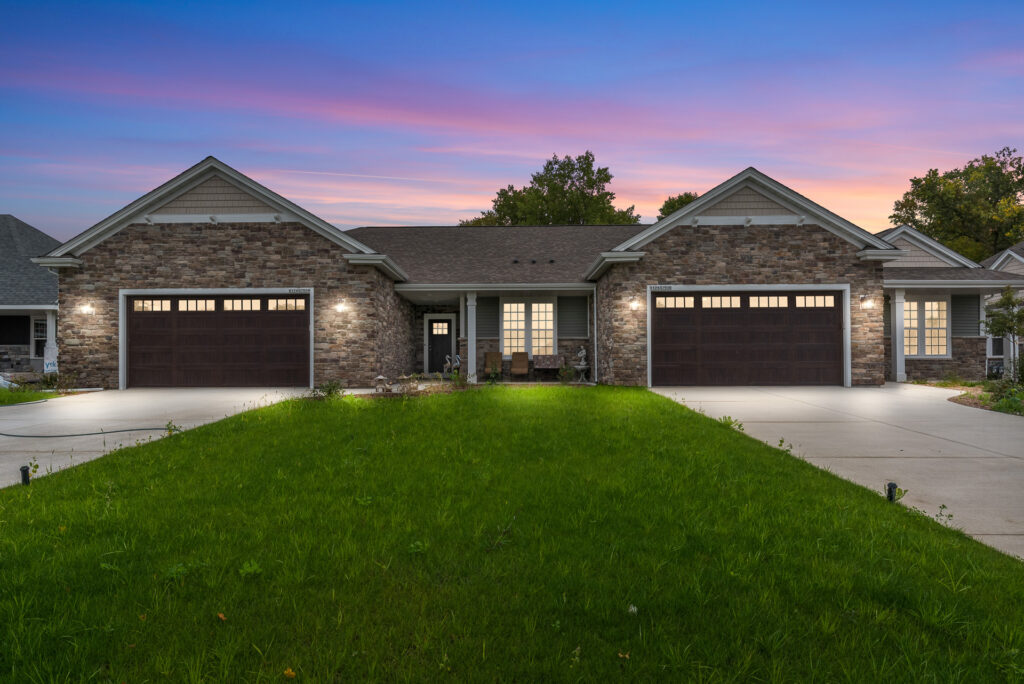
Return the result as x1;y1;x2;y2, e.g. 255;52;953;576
0;388;307;488
653;383;1024;559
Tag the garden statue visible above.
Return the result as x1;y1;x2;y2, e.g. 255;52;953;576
573;346;589;383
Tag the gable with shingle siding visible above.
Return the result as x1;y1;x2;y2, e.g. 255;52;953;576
881;237;953;268
699;186;793;217
154;175;276;215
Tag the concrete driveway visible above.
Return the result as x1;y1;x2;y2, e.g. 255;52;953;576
0;388;305;488
653;383;1024;559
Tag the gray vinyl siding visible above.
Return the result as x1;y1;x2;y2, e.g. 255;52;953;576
951;295;981;337
477;297;499;337
557;296;589;338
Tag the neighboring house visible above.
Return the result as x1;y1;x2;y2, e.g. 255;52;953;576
875;225;1024;381
32;157;1024;389
1;215;60;373
981;239;1024;375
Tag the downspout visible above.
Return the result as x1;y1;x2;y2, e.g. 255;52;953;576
592;289;598;384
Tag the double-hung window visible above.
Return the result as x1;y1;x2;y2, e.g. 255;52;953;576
501;300;555;357
904;299;949;357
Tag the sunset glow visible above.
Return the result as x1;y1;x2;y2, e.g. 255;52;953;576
2;1;1022;238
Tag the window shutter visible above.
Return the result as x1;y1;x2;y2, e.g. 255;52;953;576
950;295;980;337
557;296;589;338
476;297;499;337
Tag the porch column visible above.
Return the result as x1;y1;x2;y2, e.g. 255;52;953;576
466;292;477;383
892;288;906;382
43;310;58;374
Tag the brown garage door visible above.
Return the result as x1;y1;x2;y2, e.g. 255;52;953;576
127;294;309;387
651;291;842;386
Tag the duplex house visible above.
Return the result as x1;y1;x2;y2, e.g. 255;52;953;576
33;157;1024;389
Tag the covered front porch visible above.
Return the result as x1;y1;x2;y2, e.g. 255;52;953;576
0;305;58;375
397;284;596;383
885;285;1002;382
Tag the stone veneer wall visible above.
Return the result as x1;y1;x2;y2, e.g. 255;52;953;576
58;222;414;388
595;224;887;386
905;337;987;381
886;334;987;382
0;344;33;371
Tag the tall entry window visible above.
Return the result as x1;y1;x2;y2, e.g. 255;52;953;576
501;300;555;357
502;303;526;354
531;303;554;355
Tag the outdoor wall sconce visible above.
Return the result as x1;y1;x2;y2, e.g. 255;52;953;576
334;301;348;312
79;303;95;315
629;298;641;311
859;295;875;310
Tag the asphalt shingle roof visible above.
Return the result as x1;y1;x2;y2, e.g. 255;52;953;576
0;215;60;306
883;267;1024;282
346;224;648;284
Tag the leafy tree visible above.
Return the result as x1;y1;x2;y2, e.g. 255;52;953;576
890;147;1024;262
460;151;640;226
657;192;700;220
984;286;1024;382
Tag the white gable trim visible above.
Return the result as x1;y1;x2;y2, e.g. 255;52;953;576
47;157;378;258
879;225;980;268
612;167;894;253
987;250;1024;271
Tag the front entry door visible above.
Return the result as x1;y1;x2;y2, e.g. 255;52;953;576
427;319;452;373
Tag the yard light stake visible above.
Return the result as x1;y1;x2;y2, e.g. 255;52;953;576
885;482;898;502
20;465;30;486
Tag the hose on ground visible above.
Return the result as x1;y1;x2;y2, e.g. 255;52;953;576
0;427;169;438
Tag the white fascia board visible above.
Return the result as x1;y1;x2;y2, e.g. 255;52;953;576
342;254;408;282
0;304;59;310
395;283;596;292
883;280;1024;289
48;157;377;258
612;168;894;253
31;256;82;268
583;252;645;280
880;225;980;268
857;249;909;262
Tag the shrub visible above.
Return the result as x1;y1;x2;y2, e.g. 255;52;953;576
308;381;344;400
40;372;79;394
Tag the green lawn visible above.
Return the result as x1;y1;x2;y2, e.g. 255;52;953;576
1;387;1022;681
0;387;53;406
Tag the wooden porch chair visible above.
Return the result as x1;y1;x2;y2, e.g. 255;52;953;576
484;351;503;378
510;352;529;380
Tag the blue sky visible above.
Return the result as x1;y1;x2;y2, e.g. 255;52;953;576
1;0;1022;239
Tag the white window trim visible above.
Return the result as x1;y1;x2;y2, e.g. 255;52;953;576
903;295;952;360
117;287;314;390
423;313;456;374
499;296;558;358
646;283;853;388
30;315;47;359
987;336;1005;358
